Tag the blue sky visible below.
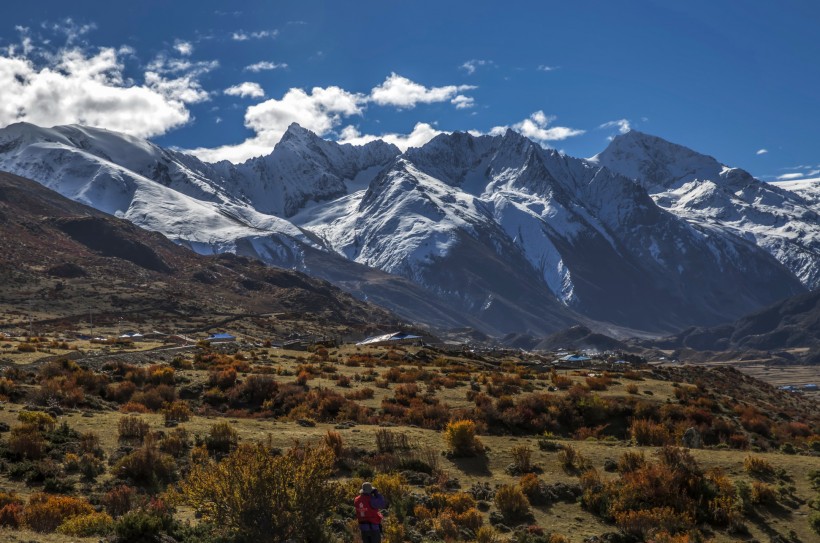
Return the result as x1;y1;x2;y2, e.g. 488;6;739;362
1;1;818;180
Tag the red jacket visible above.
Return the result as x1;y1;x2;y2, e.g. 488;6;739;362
354;493;384;525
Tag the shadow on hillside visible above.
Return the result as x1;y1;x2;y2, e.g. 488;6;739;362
449;455;492;477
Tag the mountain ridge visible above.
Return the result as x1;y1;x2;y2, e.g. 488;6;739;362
0;122;813;337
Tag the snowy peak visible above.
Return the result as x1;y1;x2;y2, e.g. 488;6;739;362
595;130;820;289
594;130;731;191
220;123;400;217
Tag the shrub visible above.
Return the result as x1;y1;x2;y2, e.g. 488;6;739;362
160;427;190;456
519;473;550;506
475;526;500;543
118;415;150;442
585;375;611;391
78;453;105;479
7;424;46;459
743;455;775;478
494;484;530;521
79;431;104;457
179;442;339;542
630;418;671;446
444;419;483;457
558;444;590;473
18;410;56;430
0;503;23;528
810;511;820;536
114;439;176;487
106;381;137;403
750;482;777;505
114;506;174;542
205;421;239;454
23;493;94;532
324;430;344;458
104;485;137;517
550;370;573;390
162;400;192;424
614;507;693;538
372;473;412;518
376;428;410;453
617;451;646;473
626;383;639;394
57;511;114;536
510;444;535;474
345;387;375;400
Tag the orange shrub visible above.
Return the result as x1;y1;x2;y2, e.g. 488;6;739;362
23;493;94;532
443;419;483;456
743;455;774;478
585;375;611;391
614;507;693;538
0;503;23;528
162;400;192;424
345;387;375;400
494;484;529;521
630;418;671;446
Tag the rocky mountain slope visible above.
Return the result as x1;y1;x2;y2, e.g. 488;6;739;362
593;131;820;289
0;122;813;337
0;170;399;336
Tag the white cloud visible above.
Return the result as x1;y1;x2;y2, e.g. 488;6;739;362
188;86;365;163
224;82;265;98
756;148;768;155
490;111;585;144
231;29;278;41
599;119;631;134
189;74;480;162
537;65;559;71
776;173;804;180
43;18;97;44
173;40;193;56
244;61;288;72
451;95;475;109
370;73;476;108
460;59;493;75
338;123;443;151
0;37;210;138
144;55;216;104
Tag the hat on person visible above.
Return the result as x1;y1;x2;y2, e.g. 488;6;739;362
360;482;373;495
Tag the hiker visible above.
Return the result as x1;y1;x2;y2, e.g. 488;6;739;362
354;481;387;542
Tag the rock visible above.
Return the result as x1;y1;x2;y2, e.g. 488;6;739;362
682;427;703;449
603;458;618;472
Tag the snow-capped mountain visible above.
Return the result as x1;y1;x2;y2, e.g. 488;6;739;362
0;122;811;336
593;131;820;289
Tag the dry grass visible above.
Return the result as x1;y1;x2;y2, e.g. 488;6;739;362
0;340;818;542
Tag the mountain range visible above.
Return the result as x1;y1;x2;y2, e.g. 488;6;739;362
1;121;817;338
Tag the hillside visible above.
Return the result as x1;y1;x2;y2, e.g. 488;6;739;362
653;288;820;362
0;170;400;338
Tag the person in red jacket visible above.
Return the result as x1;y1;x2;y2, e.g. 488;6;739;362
354;481;387;542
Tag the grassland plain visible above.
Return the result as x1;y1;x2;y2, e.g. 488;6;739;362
0;337;818;543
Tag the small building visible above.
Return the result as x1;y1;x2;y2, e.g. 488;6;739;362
561;354;592;363
208;333;236;342
119;332;144;341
